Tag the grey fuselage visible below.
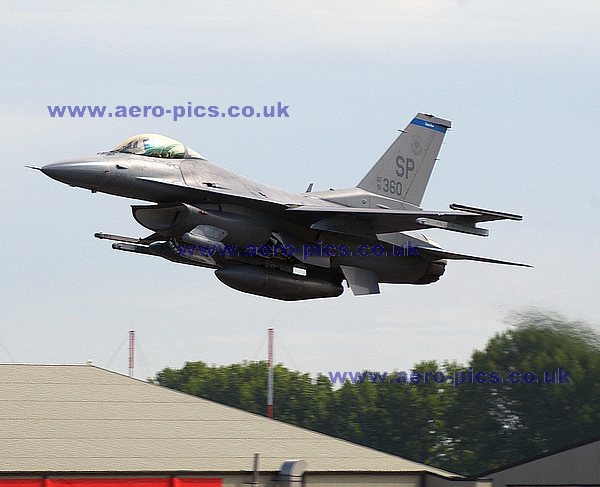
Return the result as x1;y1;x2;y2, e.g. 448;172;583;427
41;115;524;301
41;150;442;296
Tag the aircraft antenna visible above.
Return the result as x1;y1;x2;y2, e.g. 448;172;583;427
267;328;274;419
128;329;135;377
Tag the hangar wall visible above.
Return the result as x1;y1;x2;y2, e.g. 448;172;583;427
424;475;491;487
0;475;493;487
488;438;600;486
0;480;221;487
301;474;420;486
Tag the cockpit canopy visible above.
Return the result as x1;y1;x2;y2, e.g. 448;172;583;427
110;134;205;160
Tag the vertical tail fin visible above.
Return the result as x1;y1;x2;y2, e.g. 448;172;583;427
357;113;451;207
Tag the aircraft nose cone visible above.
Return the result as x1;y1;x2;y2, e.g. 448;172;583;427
41;158;109;189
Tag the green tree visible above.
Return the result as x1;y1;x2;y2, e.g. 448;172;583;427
445;310;600;475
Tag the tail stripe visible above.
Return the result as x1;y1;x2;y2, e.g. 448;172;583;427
411;117;448;133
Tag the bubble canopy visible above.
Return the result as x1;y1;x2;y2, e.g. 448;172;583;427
109;134;204;160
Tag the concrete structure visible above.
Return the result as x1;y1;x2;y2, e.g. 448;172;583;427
0;364;489;486
485;436;600;486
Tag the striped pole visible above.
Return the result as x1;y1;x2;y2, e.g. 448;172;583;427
267;328;274;418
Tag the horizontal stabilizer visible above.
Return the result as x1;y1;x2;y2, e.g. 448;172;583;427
417;246;531;267
287;206;511;236
449;203;523;222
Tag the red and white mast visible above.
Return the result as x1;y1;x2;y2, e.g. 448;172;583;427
128;329;135;377
267;328;274;419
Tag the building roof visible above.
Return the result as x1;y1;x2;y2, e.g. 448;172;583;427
0;364;455;476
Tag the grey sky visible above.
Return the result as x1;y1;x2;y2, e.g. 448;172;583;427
1;1;599;379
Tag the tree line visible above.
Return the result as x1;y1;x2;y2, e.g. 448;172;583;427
155;310;600;476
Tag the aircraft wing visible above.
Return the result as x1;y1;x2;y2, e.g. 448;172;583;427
286;203;523;237
135;177;522;238
135;177;291;211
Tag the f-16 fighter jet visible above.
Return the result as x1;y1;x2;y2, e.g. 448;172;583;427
35;113;528;300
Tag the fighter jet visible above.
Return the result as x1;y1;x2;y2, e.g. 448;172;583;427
35;113;529;300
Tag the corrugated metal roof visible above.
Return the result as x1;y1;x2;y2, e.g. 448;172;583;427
0;364;455;476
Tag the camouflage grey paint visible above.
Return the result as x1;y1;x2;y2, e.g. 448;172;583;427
37;115;529;301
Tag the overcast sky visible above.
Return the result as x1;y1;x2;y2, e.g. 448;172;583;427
1;1;599;379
